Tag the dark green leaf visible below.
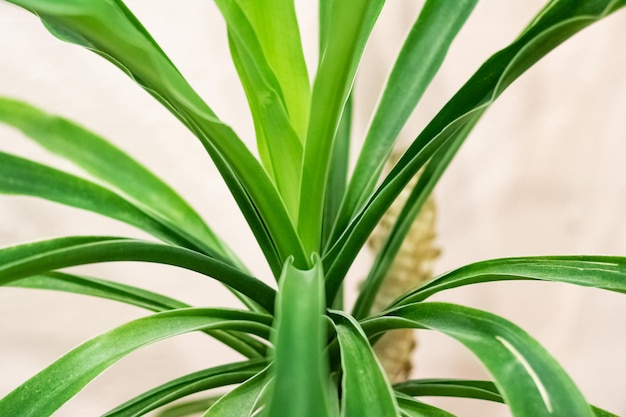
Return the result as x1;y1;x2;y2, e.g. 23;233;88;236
0;236;276;312
393;256;626;308
396;394;456;417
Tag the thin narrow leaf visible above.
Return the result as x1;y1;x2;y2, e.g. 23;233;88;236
0;97;237;263
323;0;626;299
0;151;221;255
156;397;219;417
363;302;594;417
0;236;276;312
218;1;303;218
393;256;626;308
394;379;618;417
334;0;477;238
0;308;272;417
204;367;270;417
396;394;456;417
6;0;309;269
329;311;398;417
352;121;475;319
322;94;352;251
265;257;332;417
10;272;268;358
104;360;266;417
298;0;385;254
395;379;503;403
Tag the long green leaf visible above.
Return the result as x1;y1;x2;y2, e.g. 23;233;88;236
363;302;594;417
265;257;332;417
329;311;398;417
394;379;619;417
0;236;276;312
217;1;303;218
6;0;308;270
0;151;221;255
233;0;310;138
352;121;476;319
9;272;268;358
104;360;266;417
0;97;238;264
334;0;478;239
204;367;270;417
298;0;385;254
393;256;626;308
0;308;272;417
323;0;626;301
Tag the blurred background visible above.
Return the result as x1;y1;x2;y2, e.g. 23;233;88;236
1;1;625;415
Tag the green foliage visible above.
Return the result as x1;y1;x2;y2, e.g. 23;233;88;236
1;0;625;416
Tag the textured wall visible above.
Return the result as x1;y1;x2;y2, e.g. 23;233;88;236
1;1;625;416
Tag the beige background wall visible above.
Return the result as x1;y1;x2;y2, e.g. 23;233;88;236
1;1;625;416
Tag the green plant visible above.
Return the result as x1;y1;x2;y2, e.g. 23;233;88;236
1;0;625;416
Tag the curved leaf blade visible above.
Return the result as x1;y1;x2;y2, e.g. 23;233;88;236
0;151;224;257
394;256;626;307
0;236;276;312
0;308;272;417
363;302;594;417
104;360;266;417
329;311;398;417
9;272;268;358
394;379;618;417
396;394;456;417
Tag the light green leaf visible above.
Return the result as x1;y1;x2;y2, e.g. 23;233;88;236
298;0;385;254
104;360;266;417
204;367;270;417
393;256;626;308
329;311;398;417
363;302;594;417
9;272;268;358
323;0;626;300
265;257;332;417
0;236;276;312
232;0;310;139
217;1;303;218
6;0;308;270
334;0;477;239
0;308;272;417
0;97;238;263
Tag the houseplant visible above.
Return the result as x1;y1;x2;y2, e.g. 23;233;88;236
1;0;625;415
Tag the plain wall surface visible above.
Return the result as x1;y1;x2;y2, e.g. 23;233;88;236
1;1;626;416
